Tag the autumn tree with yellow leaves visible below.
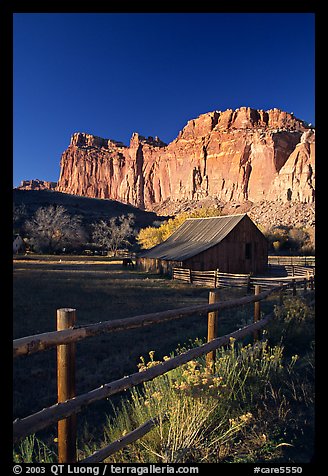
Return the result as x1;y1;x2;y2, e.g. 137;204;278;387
137;207;222;250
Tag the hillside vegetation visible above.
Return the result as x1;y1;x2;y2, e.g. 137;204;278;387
13;189;165;230
136;205;315;254
14;190;315;255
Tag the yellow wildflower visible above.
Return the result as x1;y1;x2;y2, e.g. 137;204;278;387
152;391;163;401
239;412;253;423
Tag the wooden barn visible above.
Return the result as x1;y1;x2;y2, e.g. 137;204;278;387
137;213;268;275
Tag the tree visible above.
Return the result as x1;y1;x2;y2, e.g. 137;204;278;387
260;224;315;254
135;224;166;250
13;203;27;233
91;214;135;255
137;206;221;249
24;205;86;253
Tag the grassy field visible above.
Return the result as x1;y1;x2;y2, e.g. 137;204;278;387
13;255;314;463
13;257;250;431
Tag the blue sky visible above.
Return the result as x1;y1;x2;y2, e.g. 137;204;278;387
13;12;315;187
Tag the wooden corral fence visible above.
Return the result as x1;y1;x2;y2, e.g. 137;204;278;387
267;264;316;278
173;267;315;291
172;268;252;289
13;278;315;463
268;255;315;267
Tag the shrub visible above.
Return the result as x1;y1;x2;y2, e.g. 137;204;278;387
15;326;314;463
263;225;315;254
271;296;315;355
102;339;300;463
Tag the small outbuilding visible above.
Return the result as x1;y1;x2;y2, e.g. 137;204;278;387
13;234;26;254
137;213;268;275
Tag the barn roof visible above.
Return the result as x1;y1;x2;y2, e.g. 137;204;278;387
138;213;249;261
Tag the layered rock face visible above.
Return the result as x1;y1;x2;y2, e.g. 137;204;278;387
56;107;315;210
266;129;315;203
18;179;57;191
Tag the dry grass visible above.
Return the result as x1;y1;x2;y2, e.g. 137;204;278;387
13;255;315;463
13;255;251;441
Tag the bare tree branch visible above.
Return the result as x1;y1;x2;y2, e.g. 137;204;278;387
91;214;135;255
24;205;87;253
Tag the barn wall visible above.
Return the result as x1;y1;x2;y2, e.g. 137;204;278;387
183;216;268;274
137;257;182;274
225;215;268;274
138;216;268;275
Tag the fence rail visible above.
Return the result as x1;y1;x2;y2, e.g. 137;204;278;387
13;302;277;443
172;268;251;288
81;415;166;463
172;267;315;290
14;287;280;359
13;276;314;463
268;255;315;267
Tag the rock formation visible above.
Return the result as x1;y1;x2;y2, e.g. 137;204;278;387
18;179;57;191
266;129;315;203
56;107;315;210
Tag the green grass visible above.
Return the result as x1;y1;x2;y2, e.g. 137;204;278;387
13;255;315;463
13;435;57;464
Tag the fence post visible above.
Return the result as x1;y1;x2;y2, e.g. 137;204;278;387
206;290;219;371
57;308;77;464
214;269;219;288
292;279;297;296
310;274;314;291
307;271;314;291
189;268;192;284
246;274;251;294
253;285;261;342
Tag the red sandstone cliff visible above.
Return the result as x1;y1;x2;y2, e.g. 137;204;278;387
56;107;315;210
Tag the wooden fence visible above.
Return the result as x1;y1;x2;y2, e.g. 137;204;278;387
268;255;315;267
172;267;315;291
172;268;253;288
13;278;314;463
